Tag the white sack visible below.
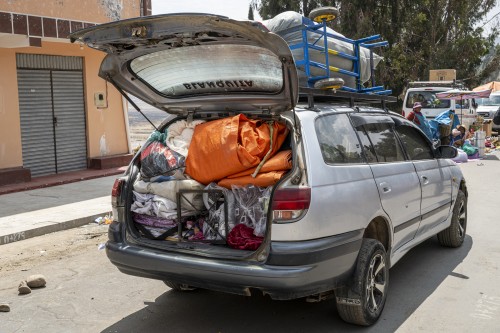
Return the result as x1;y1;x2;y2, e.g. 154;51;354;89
263;11;383;89
166;119;205;157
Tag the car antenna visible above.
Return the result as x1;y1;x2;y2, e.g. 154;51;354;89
106;74;159;132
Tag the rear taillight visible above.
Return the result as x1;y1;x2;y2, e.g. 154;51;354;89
111;178;124;206
111;179;123;198
271;187;310;222
111;178;125;223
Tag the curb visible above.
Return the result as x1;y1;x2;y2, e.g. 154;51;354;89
0;213;108;246
0;169;125;196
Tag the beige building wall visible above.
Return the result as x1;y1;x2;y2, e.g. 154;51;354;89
0;42;130;169
0;0;140;23
0;48;23;168
0;0;150;182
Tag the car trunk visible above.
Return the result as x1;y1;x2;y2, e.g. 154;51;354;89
122;113;297;259
70;14;302;259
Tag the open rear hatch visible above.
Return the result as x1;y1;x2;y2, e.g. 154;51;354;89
71;14;300;258
70;13;298;115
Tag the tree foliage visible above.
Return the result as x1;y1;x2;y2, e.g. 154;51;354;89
248;5;255;20
251;0;332;19
252;0;498;103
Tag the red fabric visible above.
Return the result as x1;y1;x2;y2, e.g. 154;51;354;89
406;111;421;126
227;224;263;250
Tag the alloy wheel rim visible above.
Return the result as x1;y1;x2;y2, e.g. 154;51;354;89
365;253;386;313
458;200;466;238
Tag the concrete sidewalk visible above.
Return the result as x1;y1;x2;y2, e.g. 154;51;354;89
0;176;120;245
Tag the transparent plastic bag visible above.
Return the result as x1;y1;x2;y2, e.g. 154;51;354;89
140;131;186;179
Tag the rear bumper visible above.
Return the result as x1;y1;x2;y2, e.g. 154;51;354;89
106;222;362;300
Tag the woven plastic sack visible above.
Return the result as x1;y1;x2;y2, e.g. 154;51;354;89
185;114;288;184
263;11;382;89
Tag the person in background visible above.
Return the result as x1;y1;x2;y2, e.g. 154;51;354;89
450;125;469;148
406;102;433;139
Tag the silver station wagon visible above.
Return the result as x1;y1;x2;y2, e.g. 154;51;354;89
71;13;467;326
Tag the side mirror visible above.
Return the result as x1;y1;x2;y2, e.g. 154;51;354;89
436;145;458;159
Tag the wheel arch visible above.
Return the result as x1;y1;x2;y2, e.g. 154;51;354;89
460;179;468;199
362;216;391;253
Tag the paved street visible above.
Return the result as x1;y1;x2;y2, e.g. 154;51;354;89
1;154;500;332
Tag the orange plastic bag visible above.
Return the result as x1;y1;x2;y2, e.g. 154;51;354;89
185;114;288;185
218;171;287;189
226;150;292;178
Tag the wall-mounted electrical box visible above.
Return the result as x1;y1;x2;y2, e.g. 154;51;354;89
94;92;108;108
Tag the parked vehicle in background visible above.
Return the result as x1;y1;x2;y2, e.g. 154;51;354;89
476;91;500;133
402;81;477;128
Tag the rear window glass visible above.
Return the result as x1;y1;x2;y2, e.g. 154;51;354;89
405;91;451;108
476;95;500;106
130;44;283;97
315;114;364;164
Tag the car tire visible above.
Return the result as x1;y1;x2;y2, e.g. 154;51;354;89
308;7;340;23
313;78;344;90
163;281;197;291
335;238;388;326
437;190;467;247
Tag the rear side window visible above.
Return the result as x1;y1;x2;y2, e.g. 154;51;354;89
395;125;434;160
356;127;377;163
362;123;406;163
315;114;364;164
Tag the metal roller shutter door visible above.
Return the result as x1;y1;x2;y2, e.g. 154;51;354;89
18;70;57;177
52;71;87;173
17;54;87;176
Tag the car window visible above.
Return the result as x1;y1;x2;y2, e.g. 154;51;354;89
362;123;406;163
355;127;377;163
456;99;470;109
476;95;500;106
395;125;434;160
315;114;364;164
406;91;451;109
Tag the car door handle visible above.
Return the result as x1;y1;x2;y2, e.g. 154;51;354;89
379;182;391;193
421;176;429;185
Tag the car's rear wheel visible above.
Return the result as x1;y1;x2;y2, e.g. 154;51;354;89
335;238;388;326
163;281;197;291
437;190;467;247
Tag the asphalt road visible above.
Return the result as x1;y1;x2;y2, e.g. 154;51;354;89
1;153;500;332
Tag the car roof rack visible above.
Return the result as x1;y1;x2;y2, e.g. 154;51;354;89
299;87;397;110
407;80;465;89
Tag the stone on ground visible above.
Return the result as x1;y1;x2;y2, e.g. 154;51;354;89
18;281;31;295
26;274;46;288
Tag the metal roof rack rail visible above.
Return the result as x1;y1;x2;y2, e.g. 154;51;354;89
299;87;397;109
